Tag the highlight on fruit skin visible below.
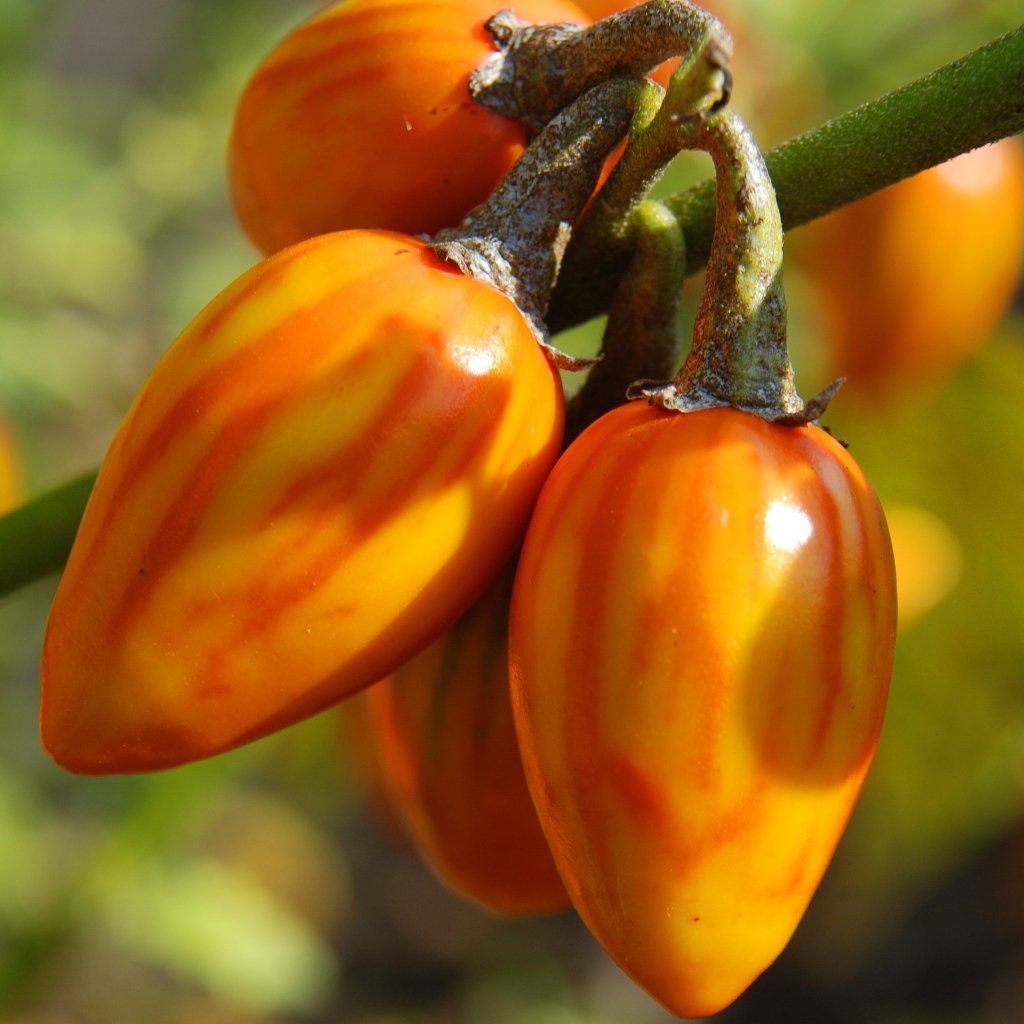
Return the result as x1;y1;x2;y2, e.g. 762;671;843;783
804;137;1024;402
229;0;590;253
0;414;24;515
41;229;564;775
510;402;897;1018
367;575;569;917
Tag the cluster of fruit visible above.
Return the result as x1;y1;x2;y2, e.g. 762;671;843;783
27;0;1023;1016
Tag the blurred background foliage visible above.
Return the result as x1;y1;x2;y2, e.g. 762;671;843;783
1;0;1023;1021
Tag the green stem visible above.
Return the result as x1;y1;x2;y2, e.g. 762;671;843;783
548;23;1024;332
566;200;686;439
2;26;1023;597
629;112;839;422
565;32;730;274
558;33;731;414
672;111;797;414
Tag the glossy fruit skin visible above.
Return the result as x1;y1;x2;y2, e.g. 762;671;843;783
0;415;23;515
230;0;590;254
42;230;564;774
510;403;896;1017
367;575;568;916
805;138;1024;402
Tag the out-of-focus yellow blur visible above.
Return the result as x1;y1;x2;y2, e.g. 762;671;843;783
887;504;963;631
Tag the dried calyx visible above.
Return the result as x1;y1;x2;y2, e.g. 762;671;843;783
473;0;732;131
432;77;645;369
629;110;843;424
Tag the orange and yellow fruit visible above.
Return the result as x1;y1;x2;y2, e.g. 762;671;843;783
368;576;568;916
511;402;896;1017
42;230;563;773
230;0;590;252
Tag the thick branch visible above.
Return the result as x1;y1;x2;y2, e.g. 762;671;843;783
549;24;1024;331
2;26;1023;597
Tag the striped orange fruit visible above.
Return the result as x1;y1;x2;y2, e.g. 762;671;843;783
803;138;1024;402
510;402;896;1017
229;0;590;254
42;230;563;774
367;574;568;916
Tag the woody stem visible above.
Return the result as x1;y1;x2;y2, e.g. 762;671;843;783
472;0;731;130
549;24;1024;332
433;77;648;368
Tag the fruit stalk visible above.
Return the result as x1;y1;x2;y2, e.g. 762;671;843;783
566;201;685;437
629;110;840;422
561;34;732;425
571;30;731;252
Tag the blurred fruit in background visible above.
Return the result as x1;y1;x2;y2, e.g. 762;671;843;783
800;138;1024;404
0;415;24;513
885;503;962;632
368;576;569;917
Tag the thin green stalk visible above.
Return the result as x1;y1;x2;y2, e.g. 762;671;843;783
2;26;1023;598
566;200;686;439
548;24;1024;331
